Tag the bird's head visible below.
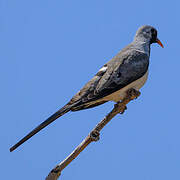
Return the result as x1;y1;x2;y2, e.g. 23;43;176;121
134;25;164;48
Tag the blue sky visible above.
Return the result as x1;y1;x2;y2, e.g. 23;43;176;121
1;0;180;179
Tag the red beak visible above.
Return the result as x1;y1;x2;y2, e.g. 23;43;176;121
156;38;164;48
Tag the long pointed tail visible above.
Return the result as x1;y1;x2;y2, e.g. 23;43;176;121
10;104;71;152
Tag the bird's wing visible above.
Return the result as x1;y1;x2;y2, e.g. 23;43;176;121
69;49;149;108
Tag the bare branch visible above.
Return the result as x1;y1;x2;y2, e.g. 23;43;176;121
46;89;140;180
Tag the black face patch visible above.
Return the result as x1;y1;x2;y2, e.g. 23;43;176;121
150;28;157;44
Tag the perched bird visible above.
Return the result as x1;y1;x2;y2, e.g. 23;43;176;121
10;25;163;152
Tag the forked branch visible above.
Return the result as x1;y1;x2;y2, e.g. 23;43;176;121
46;88;140;180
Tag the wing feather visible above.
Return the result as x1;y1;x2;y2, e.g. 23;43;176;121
69;48;149;109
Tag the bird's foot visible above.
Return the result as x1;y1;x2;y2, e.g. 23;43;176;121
90;130;100;142
127;89;141;100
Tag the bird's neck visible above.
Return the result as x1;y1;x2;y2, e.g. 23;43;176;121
132;37;151;56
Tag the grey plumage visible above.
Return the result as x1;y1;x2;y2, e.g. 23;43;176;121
10;25;163;152
70;49;149;110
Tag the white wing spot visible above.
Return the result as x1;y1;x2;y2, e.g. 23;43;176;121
99;66;107;73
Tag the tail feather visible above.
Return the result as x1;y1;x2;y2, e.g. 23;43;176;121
10;104;71;152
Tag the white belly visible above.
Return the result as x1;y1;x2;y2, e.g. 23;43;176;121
102;70;148;102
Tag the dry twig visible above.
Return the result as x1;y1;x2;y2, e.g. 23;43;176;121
46;88;140;180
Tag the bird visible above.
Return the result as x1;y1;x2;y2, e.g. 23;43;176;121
10;25;163;152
